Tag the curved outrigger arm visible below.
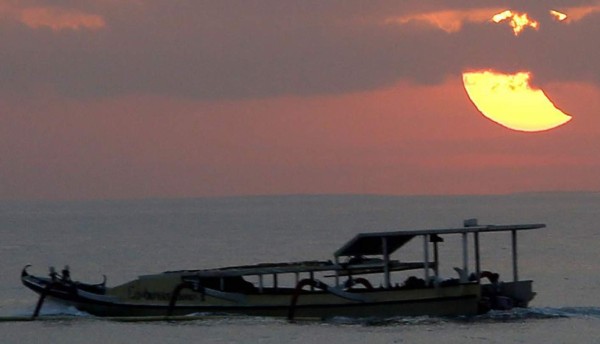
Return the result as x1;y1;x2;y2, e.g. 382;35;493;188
343;277;374;291
166;276;247;315
288;278;371;320
180;276;247;303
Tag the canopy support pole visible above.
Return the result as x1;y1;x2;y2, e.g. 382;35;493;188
462;232;469;282
433;237;440;279
423;234;430;283
334;257;340;287
382;237;390;289
474;232;481;283
512;229;518;282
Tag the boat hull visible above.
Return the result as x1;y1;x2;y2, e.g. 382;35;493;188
22;274;482;319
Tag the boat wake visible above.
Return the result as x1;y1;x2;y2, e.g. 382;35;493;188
327;307;600;326
10;300;91;319
525;307;600;319
3;306;600;324
471;307;600;321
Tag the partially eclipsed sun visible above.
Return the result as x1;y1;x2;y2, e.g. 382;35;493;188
462;71;572;132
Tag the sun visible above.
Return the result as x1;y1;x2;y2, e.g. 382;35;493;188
462;70;572;132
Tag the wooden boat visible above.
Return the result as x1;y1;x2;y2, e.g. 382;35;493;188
21;219;543;320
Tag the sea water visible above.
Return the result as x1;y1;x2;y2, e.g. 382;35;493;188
1;193;600;343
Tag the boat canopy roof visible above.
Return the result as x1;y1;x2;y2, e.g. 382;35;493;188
334;223;545;257
159;222;544;278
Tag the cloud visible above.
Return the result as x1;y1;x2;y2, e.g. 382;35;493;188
386;4;600;34
385;7;505;33
19;7;105;31
0;1;599;100
0;2;105;31
549;4;600;22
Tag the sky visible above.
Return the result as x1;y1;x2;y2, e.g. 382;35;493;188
1;0;600;200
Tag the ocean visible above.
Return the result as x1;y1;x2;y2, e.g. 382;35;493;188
1;193;600;343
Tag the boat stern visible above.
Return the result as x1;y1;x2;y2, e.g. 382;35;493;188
482;279;536;309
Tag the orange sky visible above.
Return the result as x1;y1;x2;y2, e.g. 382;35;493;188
1;1;600;200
